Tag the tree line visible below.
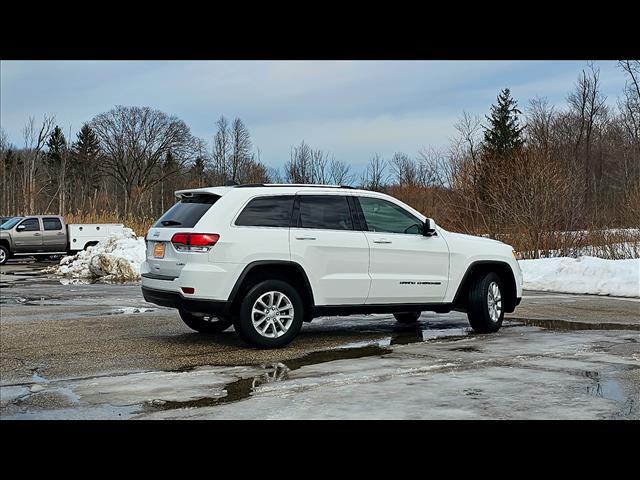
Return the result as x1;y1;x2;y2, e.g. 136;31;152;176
1;61;638;253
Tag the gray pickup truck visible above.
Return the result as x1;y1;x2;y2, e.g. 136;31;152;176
0;215;124;265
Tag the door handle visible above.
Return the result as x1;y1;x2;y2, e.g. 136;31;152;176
34;233;41;236
295;236;316;240
57;232;64;235
373;239;392;244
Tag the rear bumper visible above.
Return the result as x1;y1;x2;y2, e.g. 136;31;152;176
142;286;231;315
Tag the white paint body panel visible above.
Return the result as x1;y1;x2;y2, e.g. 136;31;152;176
68;223;125;251
141;185;523;309
364;231;450;304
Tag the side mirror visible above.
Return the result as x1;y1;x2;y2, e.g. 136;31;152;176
423;219;437;237
16;225;25;231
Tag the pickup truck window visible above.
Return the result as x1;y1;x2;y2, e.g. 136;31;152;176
153;194;220;228
43;217;63;231
18;218;41;231
1;217;22;230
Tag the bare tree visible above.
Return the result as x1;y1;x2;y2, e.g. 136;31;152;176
212;115;231;182
91;106;197;217
567;62;607;201
361;153;387;191
22;115;55;213
329;158;352;185
390;152;417;186
526;97;555;152
285;141;313;183
229;117;252;183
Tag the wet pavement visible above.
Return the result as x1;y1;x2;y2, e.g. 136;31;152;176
1;259;639;419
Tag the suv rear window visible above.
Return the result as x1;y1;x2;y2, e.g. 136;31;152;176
235;195;294;227
153;194;220;228
297;195;353;230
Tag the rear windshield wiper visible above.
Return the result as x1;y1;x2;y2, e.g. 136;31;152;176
161;220;182;226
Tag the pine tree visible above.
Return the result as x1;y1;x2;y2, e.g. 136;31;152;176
72;124;102;209
46;126;67;168
46;126;68;213
483;88;524;157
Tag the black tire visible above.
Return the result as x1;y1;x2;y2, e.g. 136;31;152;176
467;272;504;333
393;311;421;323
0;245;8;265
234;279;304;349
179;309;234;334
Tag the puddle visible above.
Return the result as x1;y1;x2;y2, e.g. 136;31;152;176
143;344;393;413
0;296;64;306
510;317;640;331
3;271;46;277
138;321;482;414
450;346;481;352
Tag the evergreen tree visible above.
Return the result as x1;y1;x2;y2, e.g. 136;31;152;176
72;124;101;189
46;126;67;168
191;157;206;186
482;88;524;156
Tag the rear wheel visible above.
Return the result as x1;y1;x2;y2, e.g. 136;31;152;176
234;279;304;349
0;245;8;265
393;311;421;324
179;309;234;333
467;272;504;333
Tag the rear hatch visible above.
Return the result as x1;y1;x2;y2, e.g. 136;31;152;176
145;192;221;278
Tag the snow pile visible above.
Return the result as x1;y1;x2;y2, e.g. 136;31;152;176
521;256;640;297
52;228;146;282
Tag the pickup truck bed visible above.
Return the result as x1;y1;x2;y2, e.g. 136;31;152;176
0;215;124;264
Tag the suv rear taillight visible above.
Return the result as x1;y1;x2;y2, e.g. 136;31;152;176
171;233;220;252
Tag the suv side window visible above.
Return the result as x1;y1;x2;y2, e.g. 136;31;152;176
297;195;353;231
18;218;41;232
43;217;63;231
357;196;423;235
235;195;294;227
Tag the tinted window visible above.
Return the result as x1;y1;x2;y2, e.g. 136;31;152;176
43;217;63;231
19;218;40;232
154;194;220;228
298;195;353;231
358;197;423;234
236;196;294;227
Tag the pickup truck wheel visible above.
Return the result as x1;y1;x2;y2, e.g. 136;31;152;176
0;245;8;265
234;279;304;349
179;309;234;333
394;312;421;323
467;272;504;333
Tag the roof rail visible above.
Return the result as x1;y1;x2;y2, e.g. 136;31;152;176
233;183;356;189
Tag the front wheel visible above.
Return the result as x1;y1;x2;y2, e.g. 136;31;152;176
467;272;504;333
0;245;8;265
179;309;234;333
234;279;304;349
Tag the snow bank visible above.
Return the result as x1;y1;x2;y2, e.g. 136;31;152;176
521;256;640;297
50;228;146;282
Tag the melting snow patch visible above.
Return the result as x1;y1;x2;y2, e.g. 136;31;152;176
47;228;146;282
115;307;155;315
422;328;471;341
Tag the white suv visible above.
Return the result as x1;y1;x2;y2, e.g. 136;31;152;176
142;184;523;348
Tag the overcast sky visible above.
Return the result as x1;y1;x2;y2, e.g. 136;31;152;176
0;60;628;172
